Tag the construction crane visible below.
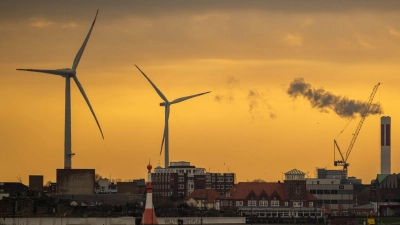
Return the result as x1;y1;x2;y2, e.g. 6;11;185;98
334;82;381;179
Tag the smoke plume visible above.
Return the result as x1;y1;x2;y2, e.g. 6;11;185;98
287;78;383;118
214;76;238;103
247;89;277;119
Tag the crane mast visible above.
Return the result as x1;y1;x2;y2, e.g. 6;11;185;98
334;83;381;179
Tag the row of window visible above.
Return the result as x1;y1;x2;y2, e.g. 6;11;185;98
243;210;322;218
205;177;234;182
309;190;353;194
206;184;233;190
235;200;312;207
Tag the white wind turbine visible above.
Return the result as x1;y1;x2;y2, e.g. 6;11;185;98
16;10;103;169
135;65;210;168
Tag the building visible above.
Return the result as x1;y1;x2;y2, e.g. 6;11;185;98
117;182;138;194
29;175;44;191
220;180;319;218
371;174;400;202
0;182;28;197
316;168;346;180
57;169;95;194
185;189;221;209
152;161;235;202
381;116;391;174
306;178;353;213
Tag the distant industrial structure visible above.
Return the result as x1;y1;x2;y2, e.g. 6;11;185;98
29;175;44;192
381;116;391;174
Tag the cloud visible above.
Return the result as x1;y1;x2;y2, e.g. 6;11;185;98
284;34;303;46
29;18;55;28
62;23;77;28
302;17;314;27
287;78;383;118
387;26;400;38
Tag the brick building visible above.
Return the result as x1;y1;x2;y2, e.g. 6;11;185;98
152;161;235;202
219;180;318;218
371;174;400;202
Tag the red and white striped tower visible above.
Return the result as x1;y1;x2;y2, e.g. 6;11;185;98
142;162;158;225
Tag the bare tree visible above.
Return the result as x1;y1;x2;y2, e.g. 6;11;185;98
95;173;103;182
45;180;52;187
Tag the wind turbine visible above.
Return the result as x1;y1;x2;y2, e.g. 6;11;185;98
135;65;210;168
16;10;103;169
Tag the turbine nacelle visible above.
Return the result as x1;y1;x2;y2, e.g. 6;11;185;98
57;68;76;77
160;102;167;106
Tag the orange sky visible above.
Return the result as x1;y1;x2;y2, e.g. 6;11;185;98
1;1;400;185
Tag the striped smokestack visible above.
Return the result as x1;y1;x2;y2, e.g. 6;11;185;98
381;116;391;174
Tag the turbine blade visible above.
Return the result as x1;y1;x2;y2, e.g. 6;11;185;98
16;69;71;77
160;131;165;156
170;91;211;104
72;75;104;139
135;65;169;102
72;10;99;70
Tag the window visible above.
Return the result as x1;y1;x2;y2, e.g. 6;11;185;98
217;185;220;189
271;200;279;206
206;184;211;189
212;177;215;182
259;200;268;206
178;177;184;182
309;202;314;207
236;201;243;206
248;200;256;206
323;190;330;194
285;201;289;206
226;185;229;189
212;185;215;189
178;184;184;189
293;202;303;207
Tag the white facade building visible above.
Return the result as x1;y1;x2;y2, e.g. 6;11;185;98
306;178;353;213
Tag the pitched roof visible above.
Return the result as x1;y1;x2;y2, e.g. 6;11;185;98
379;174;399;188
376;174;389;183
227;182;288;200
285;169;305;175
185;189;220;203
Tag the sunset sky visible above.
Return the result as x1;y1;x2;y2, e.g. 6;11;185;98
1;1;400;185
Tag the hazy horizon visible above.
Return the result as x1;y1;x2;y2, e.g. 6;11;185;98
1;1;400;184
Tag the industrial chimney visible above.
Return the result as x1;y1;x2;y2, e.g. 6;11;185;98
381;116;391;174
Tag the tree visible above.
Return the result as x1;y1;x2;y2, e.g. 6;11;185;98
95;173;103;182
45;180;52;187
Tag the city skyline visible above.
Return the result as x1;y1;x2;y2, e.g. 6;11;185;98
1;1;400;184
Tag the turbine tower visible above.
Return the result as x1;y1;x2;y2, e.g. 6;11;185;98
135;65;210;168
16;10;104;169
